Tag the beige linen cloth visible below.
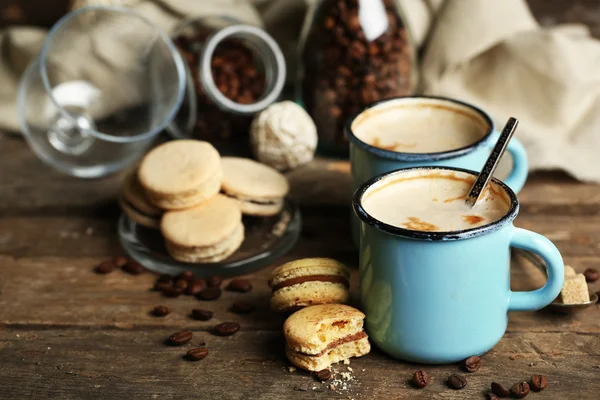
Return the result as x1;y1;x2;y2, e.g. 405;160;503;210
2;0;600;182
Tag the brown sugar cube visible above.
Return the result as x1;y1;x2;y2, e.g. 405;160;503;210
559;274;590;304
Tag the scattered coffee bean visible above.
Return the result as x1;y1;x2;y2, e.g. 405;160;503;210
447;374;467;390
123;260;145;275
316;369;332;382
177;271;194;282
207;276;223;288
213;322;240;336
530;374;547;391
186;279;207;296
95;260;117;274
186;347;209;361
411;369;430;388
113;256;128;268
491;382;511;397
157;274;172;283
174;278;188;291
152;305;170;317
226;278;253;293
162;287;183;298
584;268;599;282
197;287;222;301
511;382;530;398
463;355;481;373
192;309;214;321
230;301;255;314
154;281;172;292
168;331;193;346
488;393;500;400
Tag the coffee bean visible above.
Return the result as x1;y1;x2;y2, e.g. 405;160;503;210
186;347;208;361
152;305;170;317
491;382;511;397
213;322;240;336
411;369;429;388
186;279;207;296
113;256;128;268
192;309;213;321
511;382;530;398
207;276;223;288
462;355;481;373
123;260;145;275
226;279;252;293
447;374;467;390
197;287;221;301
584;268;599;282
168;331;193;346
230;301;255;314
488;393;500;400
316;369;332;382
95;260;117;274
174;278;188;291
177;271;194;282
162;287;183;298
154;281;172;292
530;374;547;391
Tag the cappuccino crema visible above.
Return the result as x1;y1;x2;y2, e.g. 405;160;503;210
361;169;510;232
352;98;491;153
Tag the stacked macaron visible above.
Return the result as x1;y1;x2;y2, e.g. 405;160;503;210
269;258;370;371
118;140;290;264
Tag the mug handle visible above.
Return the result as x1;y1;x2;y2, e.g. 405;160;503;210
488;131;528;193
508;228;565;311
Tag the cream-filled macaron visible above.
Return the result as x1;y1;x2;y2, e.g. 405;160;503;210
119;169;162;229
283;304;370;371
138;140;222;210
269;258;350;313
221;157;289;216
161;194;244;263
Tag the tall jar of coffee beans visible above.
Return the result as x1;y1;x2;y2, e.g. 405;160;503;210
297;0;417;156
169;18;286;145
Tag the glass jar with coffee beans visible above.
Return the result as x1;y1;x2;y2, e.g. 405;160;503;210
169;17;286;146
297;0;417;156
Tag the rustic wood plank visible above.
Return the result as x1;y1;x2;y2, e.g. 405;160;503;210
0;328;599;399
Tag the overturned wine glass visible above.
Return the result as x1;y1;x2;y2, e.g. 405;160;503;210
18;6;186;178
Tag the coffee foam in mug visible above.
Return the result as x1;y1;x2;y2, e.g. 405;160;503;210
361;169;510;232
351;98;490;153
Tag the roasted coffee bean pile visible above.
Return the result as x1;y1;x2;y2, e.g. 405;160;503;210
174;35;266;140
410;357;549;397
94;259;254;362
301;0;413;154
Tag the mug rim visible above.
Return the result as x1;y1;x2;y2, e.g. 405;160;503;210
345;95;495;161
352;166;519;241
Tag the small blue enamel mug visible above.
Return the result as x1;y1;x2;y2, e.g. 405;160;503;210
352;166;564;364
347;96;528;246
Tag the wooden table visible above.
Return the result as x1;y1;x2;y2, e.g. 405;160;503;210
2;133;600;399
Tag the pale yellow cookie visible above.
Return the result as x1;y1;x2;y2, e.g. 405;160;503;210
161;194;243;263
283;304;370;371
119;195;160;229
269;258;350;313
138;140;222;210
221;157;289;216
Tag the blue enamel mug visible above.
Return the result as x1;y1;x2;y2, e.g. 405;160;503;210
347;96;528;246
352;166;564;364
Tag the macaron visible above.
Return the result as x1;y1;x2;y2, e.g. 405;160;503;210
119;169;162;229
138;140;222;210
269;258;350;313
283;304;370;371
161;194;244;263
221;157;289;216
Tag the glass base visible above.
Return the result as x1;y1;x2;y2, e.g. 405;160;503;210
118;198;301;277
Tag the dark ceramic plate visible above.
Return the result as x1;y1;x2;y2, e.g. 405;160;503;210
119;199;301;277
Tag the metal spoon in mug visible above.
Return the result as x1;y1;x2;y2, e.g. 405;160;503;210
465;117;519;207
